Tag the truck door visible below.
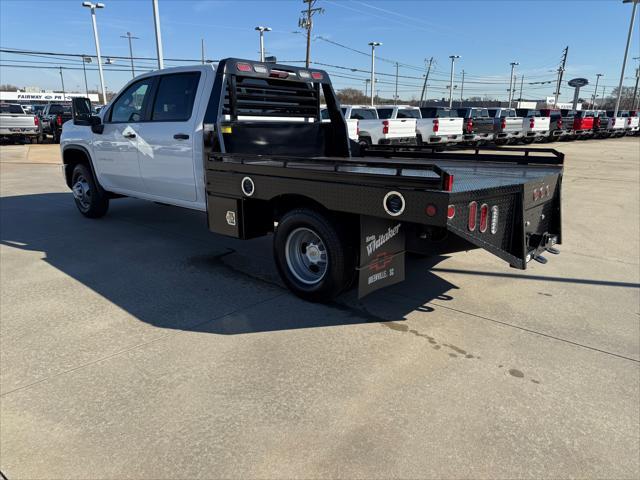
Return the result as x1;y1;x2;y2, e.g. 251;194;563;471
93;77;154;193
135;72;200;202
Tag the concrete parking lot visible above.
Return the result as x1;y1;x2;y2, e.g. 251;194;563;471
1;139;639;479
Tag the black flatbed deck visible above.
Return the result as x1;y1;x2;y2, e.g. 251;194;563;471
208;146;563;194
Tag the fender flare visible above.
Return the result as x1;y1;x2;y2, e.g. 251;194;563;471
61;144;104;191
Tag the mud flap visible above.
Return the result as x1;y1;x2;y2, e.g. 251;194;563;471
357;216;406;298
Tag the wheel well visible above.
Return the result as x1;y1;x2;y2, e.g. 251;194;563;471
62;148;91;188
270;194;328;222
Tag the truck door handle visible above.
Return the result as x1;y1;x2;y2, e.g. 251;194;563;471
123;132;136;139
174;133;189;140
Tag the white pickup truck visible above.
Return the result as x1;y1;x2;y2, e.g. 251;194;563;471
0;103;42;143
606;111;627;137
516;109;550;144
623;110;639;135
342;105;416;147
416;107;464;146
321;106;358;140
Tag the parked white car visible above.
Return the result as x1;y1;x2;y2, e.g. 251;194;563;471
321;107;358;141
342;105;416;146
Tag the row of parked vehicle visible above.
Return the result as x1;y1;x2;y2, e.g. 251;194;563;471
0;103;73;144
323;105;640;148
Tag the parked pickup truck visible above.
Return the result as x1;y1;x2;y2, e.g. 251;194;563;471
563;110;594;139
39;103;72;143
342;105;416;147
592;110;610;138
488;108;523;145
321;106;357;141
624;110;639;135
516;109;550;143
411;106;463;146
456;107;494;145
0;103;42;143
604;110;626;138
61;58;564;302
539;109;571;141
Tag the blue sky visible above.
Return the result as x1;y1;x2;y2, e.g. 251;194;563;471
0;0;638;101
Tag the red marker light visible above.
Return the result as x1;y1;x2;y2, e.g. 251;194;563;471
479;204;489;233
425;204;437;217
443;173;454;192
447;205;455;219
311;71;324;80
468;201;477;232
236;63;252;72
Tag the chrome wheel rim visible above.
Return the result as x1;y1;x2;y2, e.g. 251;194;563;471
285;227;329;285
72;175;91;211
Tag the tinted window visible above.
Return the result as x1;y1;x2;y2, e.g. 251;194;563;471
0;104;24;114
487;109;497;117
420;108;449;118
48;104;70;114
151;72;200;121
377;108;393;119
397;109;420;119
351;108;377;120
340;107;346;115
110;78;153;123
320;109;329;120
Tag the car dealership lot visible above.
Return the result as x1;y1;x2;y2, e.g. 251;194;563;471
1;140;638;478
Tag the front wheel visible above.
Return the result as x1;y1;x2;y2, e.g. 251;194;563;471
274;208;353;302
71;164;109;218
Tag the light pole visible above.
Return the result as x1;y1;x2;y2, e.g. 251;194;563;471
59;67;66;100
507;61;519;109
82;56;91;97
120;32;139;78
448;55;460;109
82;2;106;104
592;73;603;108
368;42;381;106
614;0;638;116
255;26;271;62
151;0;164;69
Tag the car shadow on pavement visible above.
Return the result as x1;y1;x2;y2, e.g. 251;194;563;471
0;193;457;335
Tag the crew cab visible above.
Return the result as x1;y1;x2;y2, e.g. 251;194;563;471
487;108;523;145
0;103;42;144
592;110;611;138
455;107;494;145
342;105;416;147
516;109;550;143
39;103;72;143
61;59;564;302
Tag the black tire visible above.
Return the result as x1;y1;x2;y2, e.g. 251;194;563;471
274;208;353;302
71;163;109;218
53;131;60;144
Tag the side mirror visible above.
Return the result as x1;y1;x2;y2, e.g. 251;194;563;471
72;97;92;125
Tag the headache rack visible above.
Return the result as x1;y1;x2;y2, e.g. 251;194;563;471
223;72;321;120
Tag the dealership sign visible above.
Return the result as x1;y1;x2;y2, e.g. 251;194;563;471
0;91;100;102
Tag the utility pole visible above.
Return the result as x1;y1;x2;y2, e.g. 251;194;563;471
592;73;603;108
632;66;640;109
448;55;460;109
615;0;638;115
554;46;569;106
601;86;606;108
394;62;399;105
299;0;324;68
151;0;164;69
120;32;139;78
507;61;519;109
201;38;205;64
82;2;106;104
518;74;524;104
459;70;465;106
368;41;382;106
419;57;433;107
364;78;370;97
254;26;271;62
59;67;66;100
